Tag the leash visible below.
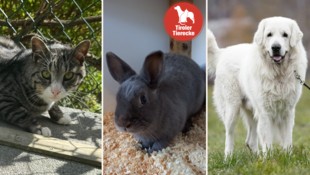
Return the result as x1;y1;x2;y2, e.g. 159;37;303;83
294;70;310;90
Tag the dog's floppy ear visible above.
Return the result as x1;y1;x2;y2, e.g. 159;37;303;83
254;19;266;45
290;20;303;47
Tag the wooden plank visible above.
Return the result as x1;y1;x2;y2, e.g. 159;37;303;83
169;0;193;57
0;126;101;168
170;39;192;57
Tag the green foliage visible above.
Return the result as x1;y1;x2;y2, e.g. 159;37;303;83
208;85;310;174
0;0;102;113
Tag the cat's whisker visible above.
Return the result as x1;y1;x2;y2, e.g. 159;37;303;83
70;92;96;101
73;91;92;96
66;93;90;109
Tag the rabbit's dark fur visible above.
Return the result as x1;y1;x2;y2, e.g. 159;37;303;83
106;51;205;153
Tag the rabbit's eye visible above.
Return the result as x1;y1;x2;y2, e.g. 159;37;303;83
140;95;147;105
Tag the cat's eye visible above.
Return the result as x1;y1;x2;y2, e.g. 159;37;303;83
283;32;288;37
64;72;74;80
41;70;51;79
140;95;147;105
267;33;272;37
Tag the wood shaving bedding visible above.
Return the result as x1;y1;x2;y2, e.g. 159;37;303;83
103;112;206;175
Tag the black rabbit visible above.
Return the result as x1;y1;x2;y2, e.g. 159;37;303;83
106;50;205;153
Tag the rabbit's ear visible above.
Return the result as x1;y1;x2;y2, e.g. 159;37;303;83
141;51;164;87
106;52;136;84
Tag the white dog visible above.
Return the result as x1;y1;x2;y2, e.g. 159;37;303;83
174;5;195;25
208;17;308;158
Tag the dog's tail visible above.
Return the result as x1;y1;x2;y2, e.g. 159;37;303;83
208;29;220;77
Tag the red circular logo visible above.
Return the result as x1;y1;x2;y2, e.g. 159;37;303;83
164;2;203;41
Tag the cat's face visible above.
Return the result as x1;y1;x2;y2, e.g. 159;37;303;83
30;37;90;105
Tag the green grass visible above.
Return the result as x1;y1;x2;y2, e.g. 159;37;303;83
208;85;310;175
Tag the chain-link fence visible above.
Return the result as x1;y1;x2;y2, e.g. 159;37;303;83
0;0;102;113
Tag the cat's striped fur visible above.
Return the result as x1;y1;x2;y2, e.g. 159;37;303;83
0;37;90;136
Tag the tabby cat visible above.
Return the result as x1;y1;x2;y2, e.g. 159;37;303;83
0;36;90;136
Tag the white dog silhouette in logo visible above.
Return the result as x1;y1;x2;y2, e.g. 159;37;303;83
174;5;195;25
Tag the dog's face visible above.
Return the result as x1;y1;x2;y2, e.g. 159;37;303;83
254;17;303;64
264;25;290;63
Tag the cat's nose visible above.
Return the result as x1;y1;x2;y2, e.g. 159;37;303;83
51;89;61;96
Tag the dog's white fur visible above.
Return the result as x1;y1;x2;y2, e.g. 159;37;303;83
208;17;308;158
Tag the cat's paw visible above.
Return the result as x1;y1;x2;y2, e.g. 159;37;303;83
57;115;71;125
37;127;52;137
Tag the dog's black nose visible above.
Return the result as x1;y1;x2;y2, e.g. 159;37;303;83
272;44;281;52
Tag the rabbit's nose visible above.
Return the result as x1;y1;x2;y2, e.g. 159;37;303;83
125;121;131;128
123;121;132;132
118;116;131;129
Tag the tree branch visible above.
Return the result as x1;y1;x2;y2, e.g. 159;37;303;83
0;16;101;28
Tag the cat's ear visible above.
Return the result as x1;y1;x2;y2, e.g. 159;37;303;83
31;37;49;62
72;40;91;65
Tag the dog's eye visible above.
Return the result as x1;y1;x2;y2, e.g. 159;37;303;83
267;33;272;37
283;32;288;38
